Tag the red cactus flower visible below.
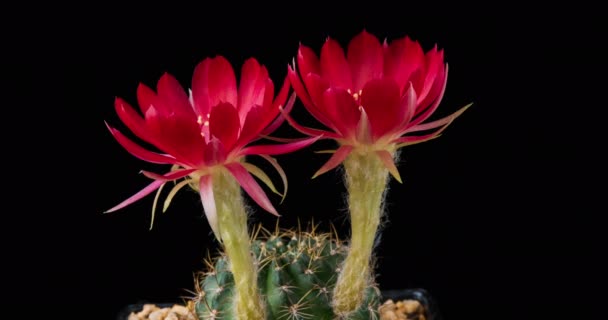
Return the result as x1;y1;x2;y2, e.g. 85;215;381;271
285;30;470;181
106;56;319;234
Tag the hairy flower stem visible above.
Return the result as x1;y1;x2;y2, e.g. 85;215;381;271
332;151;390;316
213;168;265;320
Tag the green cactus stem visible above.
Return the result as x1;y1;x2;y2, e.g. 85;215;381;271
194;228;381;319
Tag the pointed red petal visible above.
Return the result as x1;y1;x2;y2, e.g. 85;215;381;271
297;44;321;79
238;58;265;117
347;30;383;91
136;83;158;115
261;81;293;136
360;78;402;139
208;56;237;108
106;123;177;164
199;174;221;241
105;180;165;213
320;38;352;89
410;65;449;127
141;168;196;181
209;102;240;150
376;150;402;183
157;73;195;117
288;65;315;110
144;106;205;166
312;145;353;178
239;136;321;156
383;36;425;94
115;97;152;143
192;58;211;116
272;74;291;111
288;66;337;129
225;163;279;216
417;47;443;103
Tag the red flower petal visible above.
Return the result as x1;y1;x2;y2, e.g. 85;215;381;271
320;38;352;89
360;78;402;139
417;46;441;103
156;73;196;118
261;75;291;136
347;30;383;91
238;58;268;121
106;123;177;164
312;145;353;178
225;163;279;216
383;36;425;94
114;97;152;143
418;60;446;110
144;106;206;166
396;84;418;131
209;102;240;151
409;65;449;127
208;56;238;108
192;58;212;116
298;44;321;78
199;174;221;241
287;66;337;132
137;83;159;115
321;88;360;138
239;136;321;156
105;179;165;213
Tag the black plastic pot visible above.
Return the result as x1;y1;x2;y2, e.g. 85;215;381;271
117;288;441;319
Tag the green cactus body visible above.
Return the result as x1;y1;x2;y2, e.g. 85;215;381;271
194;230;381;319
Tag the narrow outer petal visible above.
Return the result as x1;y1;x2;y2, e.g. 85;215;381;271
409;65;449;128
105;180;165;213
225;163;279;216
376;150;402;183
238;136;321;156
106;123;177;164
141;168;197;181
312;145;353;178
288;66;337;130
199;174;221;241
115;97;152;143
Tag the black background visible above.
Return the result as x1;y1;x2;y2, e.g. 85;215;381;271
20;4;602;320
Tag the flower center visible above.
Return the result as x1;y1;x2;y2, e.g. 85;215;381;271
347;88;363;103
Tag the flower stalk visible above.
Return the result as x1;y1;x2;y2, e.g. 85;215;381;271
209;167;265;320
332;149;391;315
